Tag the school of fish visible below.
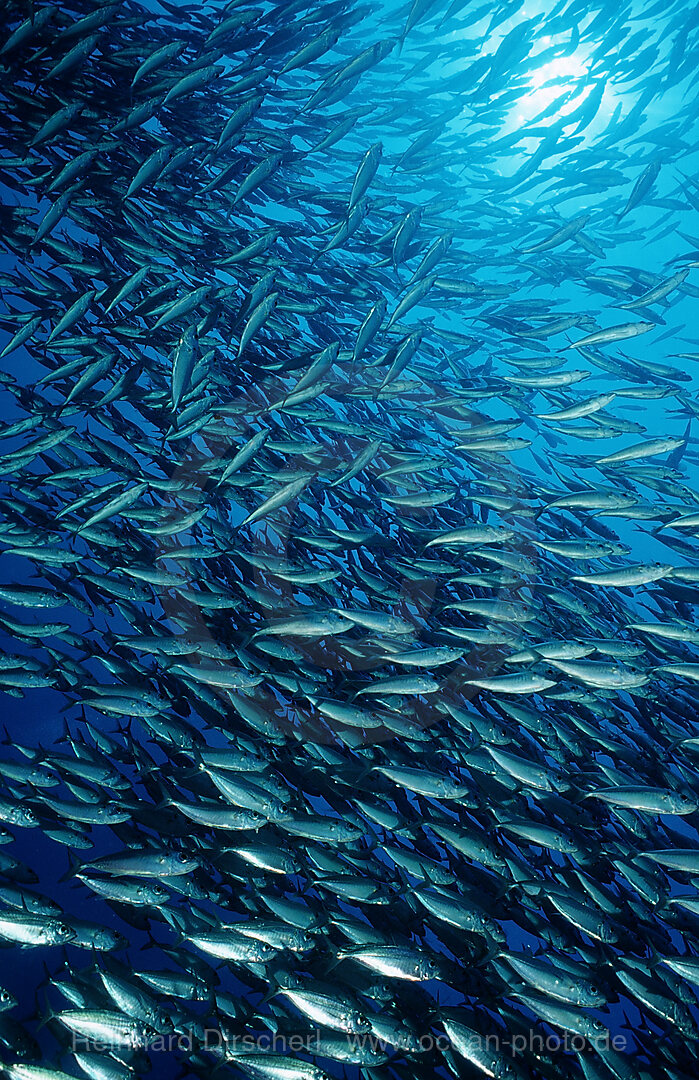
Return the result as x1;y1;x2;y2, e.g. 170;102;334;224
1;0;699;1078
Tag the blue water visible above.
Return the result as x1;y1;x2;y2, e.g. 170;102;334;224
1;0;699;1078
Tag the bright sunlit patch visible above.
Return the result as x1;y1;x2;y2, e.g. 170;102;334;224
515;49;591;124
445;4;619;178
531;53;586;92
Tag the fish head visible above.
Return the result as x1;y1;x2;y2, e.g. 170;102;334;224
50;919;77;944
364;981;393;1002
417;954;443;980
351;1010;373;1033
140;1022;159;1046
146;882;170;903
174;851;200;871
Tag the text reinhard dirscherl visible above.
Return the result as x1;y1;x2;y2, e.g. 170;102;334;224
70;1027;630;1056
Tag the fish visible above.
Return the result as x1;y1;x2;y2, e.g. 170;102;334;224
569;321;655;349
0;2;697;1080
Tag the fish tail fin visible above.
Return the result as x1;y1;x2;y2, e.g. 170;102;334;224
117;716;133;739
36;988;55;1031
159;907;188;938
259;984;281;1006
353;764;373;787
57;714;74;747
476;945;501;968
646;944;663;969
143;927;164;952
324;951;346;975
58;851;81;884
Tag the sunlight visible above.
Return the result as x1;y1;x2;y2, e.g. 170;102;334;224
531;53;586;92
516;44;591;123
